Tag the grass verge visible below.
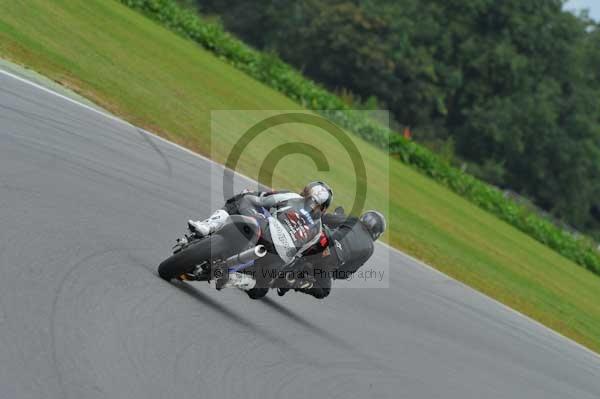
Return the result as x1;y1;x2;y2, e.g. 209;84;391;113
1;0;599;352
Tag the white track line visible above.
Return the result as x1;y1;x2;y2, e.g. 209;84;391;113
1;67;598;361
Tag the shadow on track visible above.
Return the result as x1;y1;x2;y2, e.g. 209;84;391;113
173;281;268;332
261;297;395;372
169;281;313;361
261;297;356;352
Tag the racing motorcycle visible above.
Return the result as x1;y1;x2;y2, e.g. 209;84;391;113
157;208;315;300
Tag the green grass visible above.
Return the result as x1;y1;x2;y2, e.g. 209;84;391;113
1;0;599;352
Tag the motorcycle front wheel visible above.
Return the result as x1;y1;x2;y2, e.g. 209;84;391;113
246;287;268;299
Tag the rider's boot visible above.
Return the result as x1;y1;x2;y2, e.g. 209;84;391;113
188;209;229;237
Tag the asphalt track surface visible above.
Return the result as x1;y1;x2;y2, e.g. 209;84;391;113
1;71;600;399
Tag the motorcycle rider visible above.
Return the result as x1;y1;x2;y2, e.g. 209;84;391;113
279;209;386;299
187;182;333;289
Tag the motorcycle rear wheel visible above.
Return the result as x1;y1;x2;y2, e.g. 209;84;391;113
158;235;224;280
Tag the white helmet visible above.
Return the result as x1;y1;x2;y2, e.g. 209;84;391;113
301;181;333;211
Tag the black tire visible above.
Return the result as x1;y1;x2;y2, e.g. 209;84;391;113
158;236;224;280
246;288;268;300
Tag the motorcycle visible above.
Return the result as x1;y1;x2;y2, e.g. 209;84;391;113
157;209;315;300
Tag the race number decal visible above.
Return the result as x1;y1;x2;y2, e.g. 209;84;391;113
268;217;296;264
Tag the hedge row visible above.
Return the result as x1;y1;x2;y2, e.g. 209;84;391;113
120;0;600;275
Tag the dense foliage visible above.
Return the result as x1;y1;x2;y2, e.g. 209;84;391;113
119;0;600;276
196;0;600;237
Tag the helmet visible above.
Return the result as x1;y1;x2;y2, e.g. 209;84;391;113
301;181;333;211
359;210;386;241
